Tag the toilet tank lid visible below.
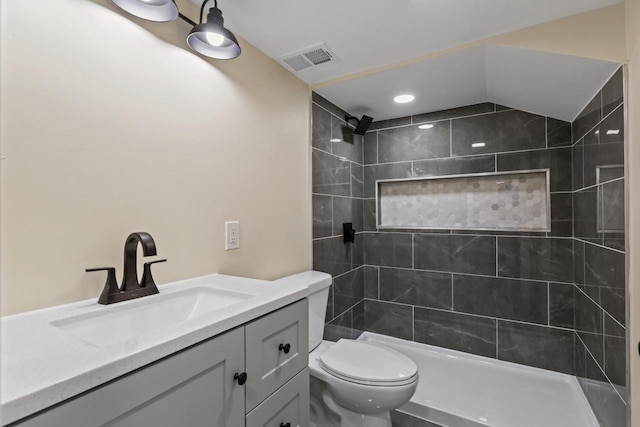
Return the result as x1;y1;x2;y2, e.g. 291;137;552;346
272;271;332;293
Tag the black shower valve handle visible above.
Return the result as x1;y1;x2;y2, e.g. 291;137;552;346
343;222;356;244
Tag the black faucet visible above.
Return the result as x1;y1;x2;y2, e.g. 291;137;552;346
86;232;166;305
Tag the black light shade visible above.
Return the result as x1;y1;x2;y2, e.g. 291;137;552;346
110;0;178;22
187;8;241;60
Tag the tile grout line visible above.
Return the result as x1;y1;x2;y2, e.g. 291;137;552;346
575;332;627;404
369;106;519;132
572;102;623;143
545;117;548;149
547;282;551;326
576;237;625;255
355;258;575;286
360;297;576;332
573;284;625;330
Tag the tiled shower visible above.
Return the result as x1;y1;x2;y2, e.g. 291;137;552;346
312;68;626;426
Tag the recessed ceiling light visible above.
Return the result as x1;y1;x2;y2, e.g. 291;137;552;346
330;138;342;143
595;130;600;135
394;94;415;104
472;142;486;148
418;124;434;130
607;129;620;135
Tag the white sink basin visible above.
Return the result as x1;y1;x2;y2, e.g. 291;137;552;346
51;287;255;347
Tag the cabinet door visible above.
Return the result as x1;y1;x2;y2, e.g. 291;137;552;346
245;299;309;412
16;328;245;427
246;369;310;427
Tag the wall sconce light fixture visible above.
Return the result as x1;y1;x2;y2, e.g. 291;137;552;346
186;0;241;60
110;0;178;22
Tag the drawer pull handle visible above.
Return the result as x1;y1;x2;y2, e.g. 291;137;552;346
280;423;291;427
279;343;291;354
233;372;247;386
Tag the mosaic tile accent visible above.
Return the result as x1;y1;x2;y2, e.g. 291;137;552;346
378;171;550;231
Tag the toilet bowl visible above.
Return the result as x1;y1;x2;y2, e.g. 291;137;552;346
275;271;419;427
309;340;418;427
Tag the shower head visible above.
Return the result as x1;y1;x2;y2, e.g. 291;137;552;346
345;115;374;135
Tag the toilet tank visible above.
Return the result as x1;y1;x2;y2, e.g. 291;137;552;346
273;271;332;351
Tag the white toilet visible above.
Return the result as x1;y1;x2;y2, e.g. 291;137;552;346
288;271;419;427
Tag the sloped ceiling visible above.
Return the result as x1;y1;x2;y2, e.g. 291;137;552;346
205;0;623;85
315;45;620;122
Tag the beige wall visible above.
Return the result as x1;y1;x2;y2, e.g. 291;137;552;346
0;0;312;315
626;1;640;425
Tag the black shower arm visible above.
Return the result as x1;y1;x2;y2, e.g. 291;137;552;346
345;115;361;126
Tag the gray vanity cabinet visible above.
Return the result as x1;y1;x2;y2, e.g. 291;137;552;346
11;299;310;427
245;298;309;412
15;327;245;427
246;368;310;427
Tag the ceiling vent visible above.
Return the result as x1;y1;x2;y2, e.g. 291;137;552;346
279;43;339;72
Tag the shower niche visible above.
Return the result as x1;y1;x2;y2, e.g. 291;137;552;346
376;169;550;232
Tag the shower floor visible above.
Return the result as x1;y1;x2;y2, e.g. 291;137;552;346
358;332;599;427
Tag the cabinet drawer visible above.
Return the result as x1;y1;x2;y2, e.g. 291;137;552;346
245;299;309;412
246;368;310;427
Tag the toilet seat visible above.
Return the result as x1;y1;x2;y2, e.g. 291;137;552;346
319;339;418;386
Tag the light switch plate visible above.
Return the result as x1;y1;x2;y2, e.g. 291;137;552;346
225;221;240;250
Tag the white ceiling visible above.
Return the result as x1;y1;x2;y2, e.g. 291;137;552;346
208;0;622;85
315;45;620;122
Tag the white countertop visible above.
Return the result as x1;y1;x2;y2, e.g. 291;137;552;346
0;273;313;426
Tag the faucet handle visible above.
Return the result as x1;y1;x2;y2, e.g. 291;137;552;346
86;267;120;305
141;259;166;289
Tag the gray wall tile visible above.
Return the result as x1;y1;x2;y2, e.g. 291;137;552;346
364;299;413;340
312;149;351;196
369;116;412;131
333;197;362;236
364;233;413;268
364;162;413;198
363;199;377;231
313;237;351;276
364;266;379;299
334;268;364;315
497;147;572;192
575;288;603;334
498;321;575;375
377;122;450;163
498;237;573;283
602;67;623;117
549;283;575;328
414;308;497;358
312;195;332;239
414;234;496;275
547;117;572;147
380;268;452;310
550;193;573;237
364;132;378;164
413;103;495;123
312;103;332;152
584;244;625;289
312;92;349;119
412;155;495;178
572;139;584;191
452;110;545;156
573;91;602;142
453;275;548;324
601;287;625;326
604;336;626;387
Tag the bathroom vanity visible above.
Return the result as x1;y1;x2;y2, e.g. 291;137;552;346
0;274;319;427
